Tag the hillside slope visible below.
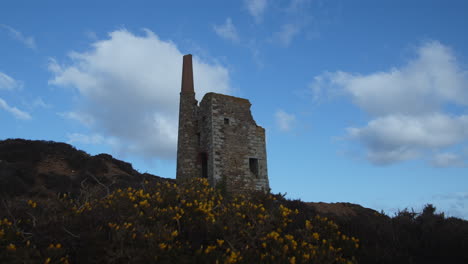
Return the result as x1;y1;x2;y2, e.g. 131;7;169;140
0;139;170;199
0;139;376;218
1;139;467;264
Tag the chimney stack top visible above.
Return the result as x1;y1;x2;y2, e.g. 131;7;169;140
181;54;194;94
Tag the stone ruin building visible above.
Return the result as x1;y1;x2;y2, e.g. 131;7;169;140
176;54;269;193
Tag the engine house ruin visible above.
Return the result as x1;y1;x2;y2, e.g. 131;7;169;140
176;54;269;193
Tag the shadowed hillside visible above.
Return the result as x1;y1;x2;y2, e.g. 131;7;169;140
0;139;467;263
0;139;170;199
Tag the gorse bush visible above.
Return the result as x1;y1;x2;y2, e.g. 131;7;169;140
333;204;468;264
3;139;468;263
0;178;358;263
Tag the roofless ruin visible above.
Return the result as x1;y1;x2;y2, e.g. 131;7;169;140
176;54;269;193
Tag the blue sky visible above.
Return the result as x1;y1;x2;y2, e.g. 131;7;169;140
1;0;468;218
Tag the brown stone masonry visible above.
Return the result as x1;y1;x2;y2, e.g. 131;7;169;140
176;54;269;193
176;55;199;181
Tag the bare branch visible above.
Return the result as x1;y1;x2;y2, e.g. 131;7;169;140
63;227;80;238
87;172;110;196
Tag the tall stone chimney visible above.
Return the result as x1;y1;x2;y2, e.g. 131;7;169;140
181;54;194;93
175;54;269;193
176;54;199;181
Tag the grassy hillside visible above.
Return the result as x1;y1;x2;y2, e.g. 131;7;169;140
0;139;467;263
0;177;359;264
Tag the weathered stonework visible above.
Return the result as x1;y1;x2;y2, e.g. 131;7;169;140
176;54;269;193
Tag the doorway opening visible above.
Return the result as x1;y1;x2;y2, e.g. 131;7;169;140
200;152;208;178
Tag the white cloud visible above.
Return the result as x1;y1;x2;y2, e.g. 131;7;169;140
0;97;31;120
317;42;468;116
275;109;296;132
311;41;468;166
0;72;22;90
273;23;300;47
213;18;239;43
430;152;466;168
272;0;311;47
348;114;468;165
0;24;36;49
58;111;95;127
48;29;231;160
67;133;105;145
245;0;267;23
32;97;51;109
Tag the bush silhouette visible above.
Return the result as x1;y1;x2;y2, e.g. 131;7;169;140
0;178;358;264
1;139;468;263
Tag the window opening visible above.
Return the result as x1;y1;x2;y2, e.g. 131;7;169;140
200;152;208;178
224;118;230;125
249;158;259;177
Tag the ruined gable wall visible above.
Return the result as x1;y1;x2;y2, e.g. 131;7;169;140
200;93;269;193
198;97;214;184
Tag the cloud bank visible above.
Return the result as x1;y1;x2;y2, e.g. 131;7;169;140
311;41;468;166
49;29;231;160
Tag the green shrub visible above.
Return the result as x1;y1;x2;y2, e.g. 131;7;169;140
0;178;357;264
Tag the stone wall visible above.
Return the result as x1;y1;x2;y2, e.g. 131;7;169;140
199;93;269;193
176;92;200;181
176;55;200;181
198;96;214;183
176;54;269;193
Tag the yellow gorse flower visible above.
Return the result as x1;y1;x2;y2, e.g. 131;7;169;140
159;243;167;250
204;245;216;254
289;256;296;264
6;243;16;251
312;232;320;240
27;200;37;208
0;177;360;264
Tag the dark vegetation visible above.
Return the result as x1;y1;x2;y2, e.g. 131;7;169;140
0;139;165;198
314;203;468;264
0;139;467;263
